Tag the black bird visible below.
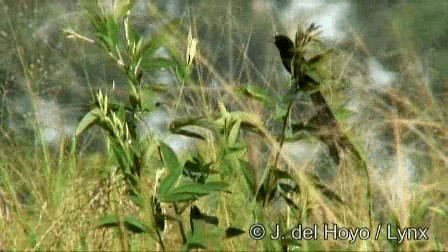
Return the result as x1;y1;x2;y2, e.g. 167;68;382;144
274;35;296;74
274;33;362;166
274;34;317;89
275;31;372;229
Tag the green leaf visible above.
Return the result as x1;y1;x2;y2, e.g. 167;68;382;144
239;160;257;196
116;104;126;122
158;142;182;196
241;84;270;103
158;170;182;197
159;182;229;203
96;215;120;228
170;182;229;195
224;227;245;239
75;108;102;137
96;215;150;234
185;241;207;251
126;25;140;48
139;88;158;111
123;215;150;233
274;104;288;121
228;119;241;145
110;143;133;177
129;194;144;208
25;228;38;248
229;111;264;137
170;116;218;135
428;206;447;217
184;220;208;250
142;37;161;59
134;36;152;59
334;107;353;121
105;15;120;48
159;192;199;202
159;142;181;173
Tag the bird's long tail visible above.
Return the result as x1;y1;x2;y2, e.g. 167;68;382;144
309;90;366;169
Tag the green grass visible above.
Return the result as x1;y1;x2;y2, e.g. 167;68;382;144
0;1;447;251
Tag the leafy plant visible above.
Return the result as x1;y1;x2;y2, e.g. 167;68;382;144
73;1;247;250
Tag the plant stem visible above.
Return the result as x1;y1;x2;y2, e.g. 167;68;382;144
263;99;294;207
173;203;187;244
